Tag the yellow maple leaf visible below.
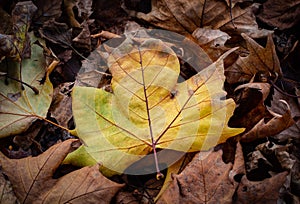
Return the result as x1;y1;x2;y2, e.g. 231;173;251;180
64;36;244;177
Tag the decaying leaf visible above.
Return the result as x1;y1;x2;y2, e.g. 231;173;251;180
0;1;37;61
39;20;72;48
122;0;271;38
0;139;124;204
192;27;231;61
64;32;244;176
257;0;300;30
33;0;62;25
0;169;18;204
229;82;271;129
235;171;288;203
226;34;281;84
48;82;73;128
156;149;238;204
0;33;53;138
241;100;295;142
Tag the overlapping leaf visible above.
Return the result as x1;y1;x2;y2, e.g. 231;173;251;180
0;139;124;204
65;36;244;176
0;33;53;138
226;34;281;84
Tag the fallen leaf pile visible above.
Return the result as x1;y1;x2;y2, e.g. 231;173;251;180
0;0;299;203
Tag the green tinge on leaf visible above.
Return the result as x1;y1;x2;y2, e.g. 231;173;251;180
65;38;244;176
0;33;53;138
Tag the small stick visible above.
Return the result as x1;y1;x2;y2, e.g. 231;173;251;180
91;31;121;39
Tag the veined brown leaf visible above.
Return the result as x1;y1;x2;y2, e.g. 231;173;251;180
64;33;244;176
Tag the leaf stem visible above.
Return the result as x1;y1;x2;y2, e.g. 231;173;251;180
1;74;39;94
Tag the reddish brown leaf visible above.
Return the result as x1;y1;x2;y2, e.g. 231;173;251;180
241;100;295;142
235;171;288;203
226;34;281;84
0;139;124;204
229;83;271;129
157;149;238;204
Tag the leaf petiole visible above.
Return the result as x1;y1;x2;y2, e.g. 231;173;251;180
1;74;39;94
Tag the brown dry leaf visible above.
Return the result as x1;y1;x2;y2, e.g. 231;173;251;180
192;27;231;61
241;100;295;142
0;169;18;204
226;34;281;84
0;139;123;204
33;0;62;25
122;0;271;38
229;82;271;129
257;0;300;30
49;83;73;128
235;171;288;203
72;20;93;52
157;149;239;204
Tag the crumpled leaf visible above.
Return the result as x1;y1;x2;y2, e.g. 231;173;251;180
39;20;72;48
0;139;124;204
192;27;231;61
241;100;295;142
257;0;300;30
0;33;53;138
33;0;62;25
48;82;73;128
122;0;271;38
65;33;244;176
156;148;239;203
235;171;288;203
229;82;271;129
226;34;281;84
0;169;18;204
0;1;37;61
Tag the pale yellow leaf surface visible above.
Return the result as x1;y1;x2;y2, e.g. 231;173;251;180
0;32;53;138
64;37;244;176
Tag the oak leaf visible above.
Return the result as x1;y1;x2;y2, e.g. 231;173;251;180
64;35;244;177
0;33;53;138
226;34;281;84
0;139;124;204
241;100;295;142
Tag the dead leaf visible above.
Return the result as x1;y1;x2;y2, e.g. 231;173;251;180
76;0;93;20
241;100;295;142
192;27;231;61
0;1;37;61
229;82;271;129
257;0;300;30
235;171;288;203
226;34;281;84
122;0;271;38
0;169;18;204
39;20;72;48
33;0;62;26
72;20;93;52
64;32;244;177
49;82;73;128
0;139;124;204
157;149;238;204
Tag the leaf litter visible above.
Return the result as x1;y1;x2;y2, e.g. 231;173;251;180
0;0;300;203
